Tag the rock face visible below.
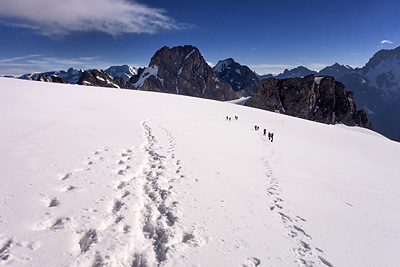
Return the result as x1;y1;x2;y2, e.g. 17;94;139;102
213;58;260;97
77;69;134;89
260;48;400;140
131;45;238;101
245;75;372;129
36;74;68;83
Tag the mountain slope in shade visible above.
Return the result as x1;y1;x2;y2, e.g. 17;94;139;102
276;66;317;79
245;75;372;129
131;45;238;101
0;77;399;267
77;69;135;89
258;47;400;140
319;63;354;81
213;58;260;97
36;74;68;84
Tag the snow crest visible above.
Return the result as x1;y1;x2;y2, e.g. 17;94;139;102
134;66;159;88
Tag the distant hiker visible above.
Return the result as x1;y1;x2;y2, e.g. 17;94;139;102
226;116;228;120
268;132;271;140
271;132;274;142
255;125;257;131
229;117;231;121
264;129;266;136
235;116;238;120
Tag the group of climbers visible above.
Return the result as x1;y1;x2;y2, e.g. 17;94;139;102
226;116;274;142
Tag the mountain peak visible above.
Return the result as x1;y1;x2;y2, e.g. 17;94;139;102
213;58;260;97
363;45;400;72
276;66;317;79
132;45;237;101
104;65;137;81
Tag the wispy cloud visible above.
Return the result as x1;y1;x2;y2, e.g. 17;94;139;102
0;54;43;63
381;40;394;44
308;63;329;70
0;0;188;36
0;55;120;75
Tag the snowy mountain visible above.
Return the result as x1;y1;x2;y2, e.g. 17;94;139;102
1;77;399;266
19;68;84;84
104;65;137;82
213;58;260;97
256;73;274;80
276;66;317;79
318;63;354;81
130;45;237;101
18;65;138;84
257;48;400;140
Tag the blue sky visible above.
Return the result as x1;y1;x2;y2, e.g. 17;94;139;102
0;0;399;75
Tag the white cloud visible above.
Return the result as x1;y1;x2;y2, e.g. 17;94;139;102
0;54;43;63
0;55;115;75
248;62;331;75
248;64;300;75
308;63;329;70
0;0;187;36
381;40;394;44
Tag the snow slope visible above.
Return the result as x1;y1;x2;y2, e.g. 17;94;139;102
0;78;399;267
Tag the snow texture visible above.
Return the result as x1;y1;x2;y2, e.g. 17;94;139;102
134;65;159;88
314;76;323;85
365;58;400;91
0;77;399;267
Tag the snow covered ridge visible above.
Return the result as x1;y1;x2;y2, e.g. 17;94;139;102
134;65;159;88
1;77;399;266
104;65;137;82
16;65;137;84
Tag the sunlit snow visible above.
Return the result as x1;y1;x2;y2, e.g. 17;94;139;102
0;78;399;266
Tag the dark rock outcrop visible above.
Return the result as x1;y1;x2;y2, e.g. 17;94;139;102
245;75;372;129
36;74;68;84
213;58;260;97
130;45;238;101
77;69;135;89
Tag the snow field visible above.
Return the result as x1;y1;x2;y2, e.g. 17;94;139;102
0;77;399;266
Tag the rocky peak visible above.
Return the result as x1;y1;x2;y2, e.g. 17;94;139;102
360;46;400;92
36;74;68;84
130;45;237;101
213;58;260;97
149;45;200;69
77;69;134;89
213;58;235;73
245;74;372;129
363;46;400;72
319;63;354;81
